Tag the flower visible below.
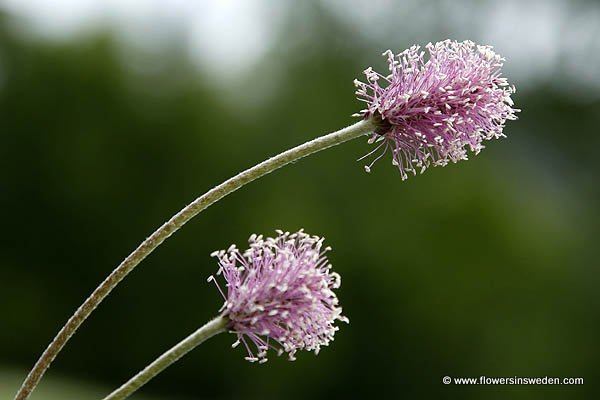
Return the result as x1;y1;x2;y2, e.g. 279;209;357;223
208;230;348;363
354;39;519;179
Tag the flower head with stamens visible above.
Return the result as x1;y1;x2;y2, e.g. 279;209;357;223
208;230;348;363
354;39;519;179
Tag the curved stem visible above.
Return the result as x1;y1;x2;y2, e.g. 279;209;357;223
103;315;228;400
14;118;376;400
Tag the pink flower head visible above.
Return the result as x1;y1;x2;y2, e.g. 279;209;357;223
208;230;348;363
354;39;519;179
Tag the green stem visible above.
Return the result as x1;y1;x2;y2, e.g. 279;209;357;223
14;118;376;400
103;315;228;400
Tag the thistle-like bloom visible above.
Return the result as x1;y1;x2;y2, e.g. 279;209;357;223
208;230;348;363
355;39;519;179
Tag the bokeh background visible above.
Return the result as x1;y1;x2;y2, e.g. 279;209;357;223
1;0;599;399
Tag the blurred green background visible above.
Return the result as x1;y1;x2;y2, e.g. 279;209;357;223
1;0;599;399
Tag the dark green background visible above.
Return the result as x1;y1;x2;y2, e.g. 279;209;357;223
1;2;598;399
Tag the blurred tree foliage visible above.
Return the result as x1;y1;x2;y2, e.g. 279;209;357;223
1;6;599;400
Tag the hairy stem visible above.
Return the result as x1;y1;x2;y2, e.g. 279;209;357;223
103;315;228;400
14;118;376;400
